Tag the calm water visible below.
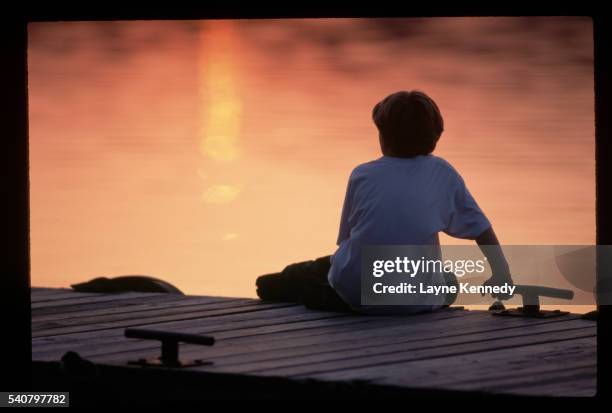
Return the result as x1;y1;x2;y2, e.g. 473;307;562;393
28;17;595;299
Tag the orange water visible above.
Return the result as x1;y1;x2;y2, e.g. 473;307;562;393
28;17;595;305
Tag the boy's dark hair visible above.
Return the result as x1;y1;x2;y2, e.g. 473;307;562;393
372;90;444;158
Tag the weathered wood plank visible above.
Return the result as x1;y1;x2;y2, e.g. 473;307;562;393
32;287;64;293
457;363;596;394
30;288;78;299
31;293;193;317
32;295;249;322
32;308;352;360
172;319;593;374
501;373;596;397
32;301;301;338
32;299;295;331
188;318;593;368
30;288;597;397
94;312;585;366
88;308;478;362
31;307;474;359
307;335;595;381
33;305;586;365
208;306;473;342
31;292;169;309
374;341;597;397
222;327;594;377
32;290;106;303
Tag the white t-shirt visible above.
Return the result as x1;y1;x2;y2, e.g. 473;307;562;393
328;155;491;313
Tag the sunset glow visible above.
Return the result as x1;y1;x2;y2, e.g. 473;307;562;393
28;18;595;303
199;21;242;162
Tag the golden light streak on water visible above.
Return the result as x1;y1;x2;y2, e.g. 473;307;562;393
198;20;242;162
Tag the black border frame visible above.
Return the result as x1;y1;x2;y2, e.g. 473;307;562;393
2;4;609;401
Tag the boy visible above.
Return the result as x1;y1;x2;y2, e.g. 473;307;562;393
257;90;513;313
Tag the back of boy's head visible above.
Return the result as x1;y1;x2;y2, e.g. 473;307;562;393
372;90;444;158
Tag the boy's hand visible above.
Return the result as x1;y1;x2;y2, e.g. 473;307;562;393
481;274;514;301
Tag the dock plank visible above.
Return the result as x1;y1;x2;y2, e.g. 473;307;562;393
32;290;107;303
180;322;593;375
308;337;596;396
32;308;352;360
90;308;478;361
31;293;196;317
32;295;249;322
32;299;298;334
94;312;584;365
31;291;172;309
30;288;597;397
32;306;478;359
30;288;81;300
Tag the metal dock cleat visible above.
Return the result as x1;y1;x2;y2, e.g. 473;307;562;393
124;328;215;368
490;285;574;318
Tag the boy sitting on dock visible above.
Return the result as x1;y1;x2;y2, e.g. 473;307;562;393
257;90;513;314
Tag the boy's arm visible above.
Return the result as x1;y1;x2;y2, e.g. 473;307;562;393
336;173;353;245
476;227;514;300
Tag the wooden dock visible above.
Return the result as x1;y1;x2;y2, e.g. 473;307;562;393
30;287;597;399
